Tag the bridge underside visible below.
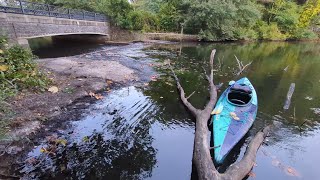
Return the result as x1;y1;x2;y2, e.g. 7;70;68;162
0;12;110;47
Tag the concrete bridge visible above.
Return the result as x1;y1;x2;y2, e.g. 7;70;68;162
0;0;110;47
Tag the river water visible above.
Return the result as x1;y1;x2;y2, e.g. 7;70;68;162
24;39;320;179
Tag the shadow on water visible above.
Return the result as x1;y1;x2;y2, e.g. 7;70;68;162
17;41;320;180
29;37;105;58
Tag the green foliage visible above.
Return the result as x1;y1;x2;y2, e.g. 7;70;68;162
158;2;180;32
298;0;320;28
95;0;133;28
0;37;49;101
0;35;7;49
53;0;96;11
291;28;319;39
269;0;300;32
185;0;262;41
257;22;288;40
235;28;259;41
45;0;319;41
135;0;163;14
126;10;159;31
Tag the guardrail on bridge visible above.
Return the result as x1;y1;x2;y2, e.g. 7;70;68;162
0;0;108;22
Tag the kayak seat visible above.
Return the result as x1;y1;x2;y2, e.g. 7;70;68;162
227;86;252;106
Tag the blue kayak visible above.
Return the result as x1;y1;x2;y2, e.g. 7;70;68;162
212;77;258;164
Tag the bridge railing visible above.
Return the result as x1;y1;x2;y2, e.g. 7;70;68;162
0;0;107;22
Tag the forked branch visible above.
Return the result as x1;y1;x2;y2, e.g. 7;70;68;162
234;55;252;76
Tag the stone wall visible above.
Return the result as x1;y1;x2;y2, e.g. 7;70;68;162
109;26;145;42
0;12;110;46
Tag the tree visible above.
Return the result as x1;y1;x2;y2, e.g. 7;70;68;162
298;0;320;28
185;0;262;41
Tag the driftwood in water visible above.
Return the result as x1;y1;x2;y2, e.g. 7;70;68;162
234;55;252;76
170;49;271;180
283;83;295;110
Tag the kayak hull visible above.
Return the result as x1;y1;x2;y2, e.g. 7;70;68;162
212;77;257;164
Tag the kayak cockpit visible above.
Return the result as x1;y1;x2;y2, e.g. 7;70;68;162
227;84;252;106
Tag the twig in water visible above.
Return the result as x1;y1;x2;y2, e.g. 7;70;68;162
187;91;196;100
284;65;289;72
210;145;221;150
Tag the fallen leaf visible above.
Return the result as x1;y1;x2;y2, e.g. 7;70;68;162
94;94;104;100
165;82;173;86
286;167;300;177
107;80;113;86
56;139;67;146
0;65;8;71
88;91;95;97
106;87;112;93
40;147;47;153
211;104;224;115
230;112;240;120
248;171;256;178
48;86;59;93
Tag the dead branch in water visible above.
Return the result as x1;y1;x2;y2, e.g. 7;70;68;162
170;49;271;180
234;55;252;76
283;83;295;110
186;91;196;100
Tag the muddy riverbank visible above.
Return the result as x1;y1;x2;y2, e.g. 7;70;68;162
0;42;165;177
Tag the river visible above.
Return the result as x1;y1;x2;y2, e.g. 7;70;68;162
23;38;320;179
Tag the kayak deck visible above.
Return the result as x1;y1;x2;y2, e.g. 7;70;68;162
212;77;257;163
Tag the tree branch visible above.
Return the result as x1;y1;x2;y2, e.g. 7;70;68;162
204;49;217;113
171;49;270;180
169;64;199;117
186;91;196;100
234;55;252;76
222;125;272;179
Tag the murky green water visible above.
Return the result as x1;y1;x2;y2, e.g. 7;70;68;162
24;41;320;179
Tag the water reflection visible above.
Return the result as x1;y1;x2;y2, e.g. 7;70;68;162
146;41;320;128
145;41;320;179
19;41;320;180
21;87;195;179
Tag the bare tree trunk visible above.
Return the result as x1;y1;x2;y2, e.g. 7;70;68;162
193;114;219;179
170;49;271;180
